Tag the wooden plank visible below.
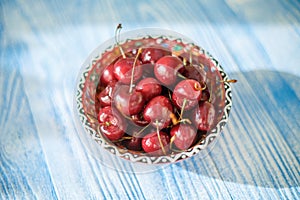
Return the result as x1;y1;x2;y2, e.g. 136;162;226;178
0;58;58;199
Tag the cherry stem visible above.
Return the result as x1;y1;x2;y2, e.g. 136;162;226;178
129;48;142;93
135;122;151;136
105;121;111;126
182;46;194;67
220;79;238;83
180;118;192;124
115;23;126;59
189;47;193;65
194;82;206;91
170;112;192;125
170;135;176;149
208;82;213;103
168;89;172;101
111;136;132;143
179;98;187;120
183;58;187;66
177;73;187;80
155;120;166;155
170;113;178;125
86;113;97;124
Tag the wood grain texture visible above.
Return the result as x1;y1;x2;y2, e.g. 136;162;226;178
1;0;299;199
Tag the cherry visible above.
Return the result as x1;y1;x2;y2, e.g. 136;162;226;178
136;77;162;101
143;95;173;129
142;131;170;155
100;63;116;86
172;79;203;110
113;25;143;85
141;48;171;64
97;106;126;140
170;124;197;150
154;55;183;86
131;114;149;126
193;101;216;131
124;136;143;151
96;81;116;107
113;84;145;116
141;63;155;79
181;64;207;83
113;57;142;84
201;88;210;102
122;124;145;151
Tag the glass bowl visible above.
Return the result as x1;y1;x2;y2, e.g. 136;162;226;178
73;27;233;169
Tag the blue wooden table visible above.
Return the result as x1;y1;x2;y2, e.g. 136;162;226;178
1;0;299;199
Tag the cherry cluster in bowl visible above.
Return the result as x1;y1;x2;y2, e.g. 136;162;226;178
94;41;223;156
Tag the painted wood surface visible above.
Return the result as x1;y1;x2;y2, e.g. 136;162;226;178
1;0;299;199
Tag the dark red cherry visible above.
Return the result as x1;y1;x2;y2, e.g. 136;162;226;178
170;124;197;150
201;88;210;102
193;101;216;131
136;77;162;101
96;81;116;107
131;114;149;126
113;57;142;84
143;96;173;129
172;79;202;110
100;63;116;86
97;106;126;140
113;84;145;116
123;137;142;151
181;64;207;83
141;48;171;64
142;131;170;155
141;63;155;79
154;56;183;86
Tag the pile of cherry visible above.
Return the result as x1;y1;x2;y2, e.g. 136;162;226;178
95;46;219;156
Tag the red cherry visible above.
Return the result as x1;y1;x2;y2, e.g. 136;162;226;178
100;63;116;86
96;81;116;107
97;106;126;140
170;124;197;150
123;137;143;151
141;48;171;64
142;131;170;155
181;64;207;83
113;57;142;84
136;77;162;101
154;56;183;86
172;79;202;110
113;84;145;116
201;89;210;102
141;63;155;79
131;114;149;126
143;96;173;129
193;101;216;131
